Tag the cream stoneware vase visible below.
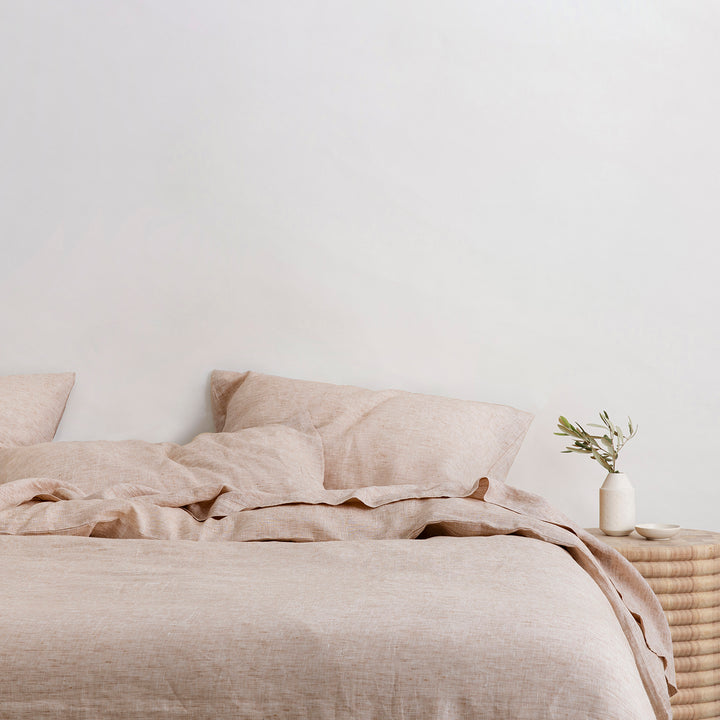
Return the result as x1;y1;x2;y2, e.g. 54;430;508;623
599;472;635;536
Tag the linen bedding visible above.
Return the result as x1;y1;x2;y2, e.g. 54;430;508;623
0;372;75;447
1;533;658;720
0;369;673;719
0;467;675;720
210;370;534;490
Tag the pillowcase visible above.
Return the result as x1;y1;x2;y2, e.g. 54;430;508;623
0;413;325;508
0;373;76;448
210;370;533;490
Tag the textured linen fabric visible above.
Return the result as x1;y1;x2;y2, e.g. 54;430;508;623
0;533;658;720
0;471;674;720
210;370;533;489
0;415;325;510
0;372;75;447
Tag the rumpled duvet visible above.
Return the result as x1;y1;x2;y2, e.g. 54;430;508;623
0;472;675;720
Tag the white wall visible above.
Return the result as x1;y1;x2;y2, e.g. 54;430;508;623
1;1;718;530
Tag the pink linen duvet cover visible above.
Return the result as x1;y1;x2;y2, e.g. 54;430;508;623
0;468;675;720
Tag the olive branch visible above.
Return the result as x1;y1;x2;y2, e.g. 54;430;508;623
555;411;637;473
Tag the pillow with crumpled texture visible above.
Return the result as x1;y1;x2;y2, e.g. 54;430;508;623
210;370;533;490
0;372;75;448
0;413;325;513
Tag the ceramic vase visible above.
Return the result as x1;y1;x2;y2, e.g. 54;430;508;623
599;472;635;536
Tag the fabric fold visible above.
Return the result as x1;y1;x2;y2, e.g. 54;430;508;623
0;473;674;720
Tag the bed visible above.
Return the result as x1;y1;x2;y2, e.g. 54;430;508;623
0;371;676;720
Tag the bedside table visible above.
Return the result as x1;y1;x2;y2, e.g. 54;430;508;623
588;528;720;720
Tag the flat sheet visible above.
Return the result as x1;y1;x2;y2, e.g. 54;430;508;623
0;475;675;719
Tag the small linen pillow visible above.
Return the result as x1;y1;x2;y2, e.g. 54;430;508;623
211;370;533;490
0;413;324;504
0;373;75;448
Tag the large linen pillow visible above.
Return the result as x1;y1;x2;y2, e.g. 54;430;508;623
211;370;533;490
0;373;75;448
0;414;325;507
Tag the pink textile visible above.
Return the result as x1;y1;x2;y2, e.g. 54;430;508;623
0;372;75;447
0;469;674;720
211;370;533;489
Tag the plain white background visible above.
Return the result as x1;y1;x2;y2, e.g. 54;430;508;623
1;1;718;530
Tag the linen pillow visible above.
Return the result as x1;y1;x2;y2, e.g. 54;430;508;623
0;413;325;507
210;370;533;490
0;373;75;448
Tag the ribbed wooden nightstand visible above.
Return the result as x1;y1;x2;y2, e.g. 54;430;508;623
588;528;720;720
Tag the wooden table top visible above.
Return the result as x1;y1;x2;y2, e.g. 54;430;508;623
587;528;720;562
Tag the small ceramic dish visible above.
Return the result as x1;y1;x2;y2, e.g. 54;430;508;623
635;523;681;540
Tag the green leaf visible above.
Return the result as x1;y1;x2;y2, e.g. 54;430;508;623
616;424;624;443
591;449;613;472
557;417;576;431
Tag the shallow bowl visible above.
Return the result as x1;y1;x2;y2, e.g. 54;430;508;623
635;523;681;540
